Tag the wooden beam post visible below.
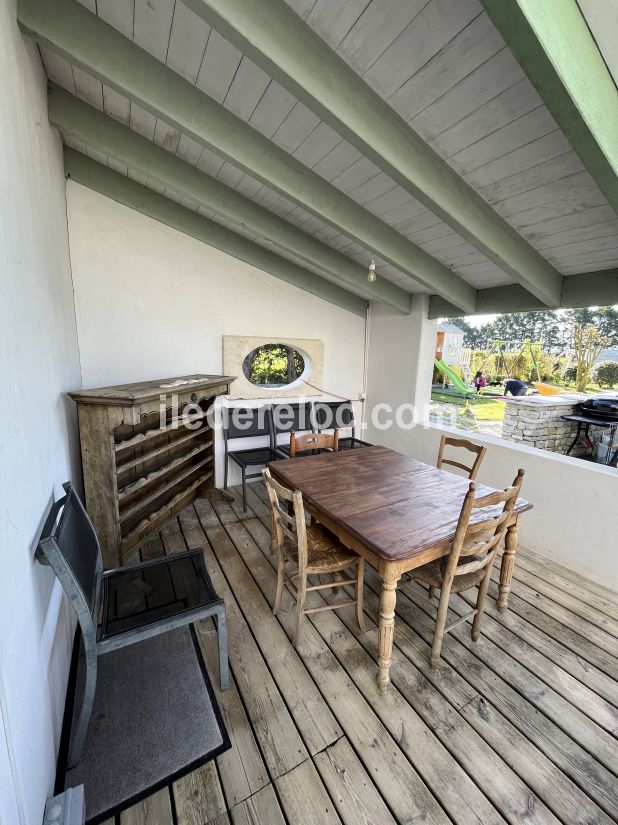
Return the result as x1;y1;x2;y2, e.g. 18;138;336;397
184;0;564;308
18;0;477;313
64;148;369;317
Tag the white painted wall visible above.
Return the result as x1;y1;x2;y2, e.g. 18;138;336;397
0;5;82;824
66;183;367;485
365;302;618;592
365;298;436;438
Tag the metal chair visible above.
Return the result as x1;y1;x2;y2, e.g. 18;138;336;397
36;482;228;769
436;435;487;480
223;405;280;510
272;401;316;457
313;400;372;449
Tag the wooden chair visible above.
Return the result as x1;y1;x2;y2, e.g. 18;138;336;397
289;429;339;457
272;401;315;458
262;468;365;645
410;469;525;668
436;435;487;480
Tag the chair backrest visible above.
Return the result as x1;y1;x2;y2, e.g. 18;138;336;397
290;429;339;457
442;470;525;583
262;468;308;571
271;402;314;439
36;482;102;644
313;400;355;434
222;406;273;445
436;435;487;480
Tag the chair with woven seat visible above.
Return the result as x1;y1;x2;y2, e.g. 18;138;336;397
262;468;365;645
35;482;228;768
410;469;525;668
289;429;339;457
436;434;486;480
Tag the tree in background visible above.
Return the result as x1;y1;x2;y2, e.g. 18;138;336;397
444;306;618;353
572;325;610;392
594;361;618;389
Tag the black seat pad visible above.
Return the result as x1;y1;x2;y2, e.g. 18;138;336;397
229;447;279;466
99;549;222;641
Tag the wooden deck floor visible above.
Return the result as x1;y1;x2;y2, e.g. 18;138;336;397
110;483;618;825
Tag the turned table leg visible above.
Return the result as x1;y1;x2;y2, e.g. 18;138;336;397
498;520;519;612
377;570;399;693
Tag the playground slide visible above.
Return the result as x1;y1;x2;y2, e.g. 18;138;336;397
434;359;475;394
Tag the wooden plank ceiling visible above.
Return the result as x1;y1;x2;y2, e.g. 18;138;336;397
34;0;618;311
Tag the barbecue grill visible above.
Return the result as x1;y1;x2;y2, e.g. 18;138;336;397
577;397;618;421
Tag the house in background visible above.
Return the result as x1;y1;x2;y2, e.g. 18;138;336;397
595;346;618;364
435;323;465;366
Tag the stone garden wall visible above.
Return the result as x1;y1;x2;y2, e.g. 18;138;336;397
501;398;585;455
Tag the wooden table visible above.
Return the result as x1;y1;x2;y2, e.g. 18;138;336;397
269;446;532;692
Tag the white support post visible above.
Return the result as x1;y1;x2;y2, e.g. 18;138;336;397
364;296;437;450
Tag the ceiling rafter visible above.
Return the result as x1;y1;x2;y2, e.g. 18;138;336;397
64;148;369;317
481;0;618;218
49;85;412;312
429;269;618;318
18;0;478;313
183;0;564;308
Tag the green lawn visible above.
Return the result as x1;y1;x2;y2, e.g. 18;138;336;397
431;391;505;419
430;391;506;435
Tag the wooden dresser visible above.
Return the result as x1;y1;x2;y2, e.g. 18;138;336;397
69;374;235;568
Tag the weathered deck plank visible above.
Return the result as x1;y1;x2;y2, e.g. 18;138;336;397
120;789;173;825
172;762;226;825
314;737;399;825
229;784;285;825
358;574;615;825
517;548;618;620
118;486;618;825
190;514;344;756
275;759;343;825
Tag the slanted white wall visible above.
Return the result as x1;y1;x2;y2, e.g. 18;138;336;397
0;5;82;824
66;183;367;485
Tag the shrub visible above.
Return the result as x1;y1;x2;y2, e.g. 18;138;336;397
562;365;578;385
593;360;618;389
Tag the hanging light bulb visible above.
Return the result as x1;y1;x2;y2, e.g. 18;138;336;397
367;258;377;283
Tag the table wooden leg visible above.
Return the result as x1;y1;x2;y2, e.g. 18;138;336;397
498;521;518;612
377;570;399;693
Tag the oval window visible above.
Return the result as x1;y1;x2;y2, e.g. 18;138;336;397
242;343;307;388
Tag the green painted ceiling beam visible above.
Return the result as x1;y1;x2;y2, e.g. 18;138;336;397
481;0;618;217
428;270;618;318
64;148;368;318
49;85;411;313
184;0;564;309
18;0;476;314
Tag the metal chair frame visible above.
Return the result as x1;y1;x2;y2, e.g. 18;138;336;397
223;405;281;510
36;482;228;769
313;399;372;449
